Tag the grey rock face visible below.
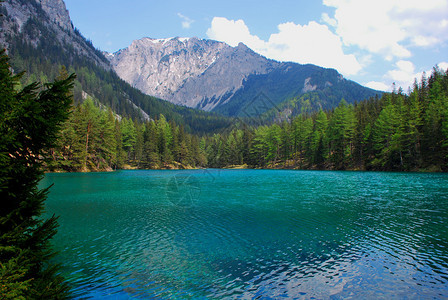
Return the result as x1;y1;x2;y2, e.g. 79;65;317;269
108;36;382;116
173;43;279;111
109;37;226;103
36;0;73;32
0;0;108;69
108;37;278;110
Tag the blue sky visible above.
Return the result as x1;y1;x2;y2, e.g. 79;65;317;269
64;0;448;91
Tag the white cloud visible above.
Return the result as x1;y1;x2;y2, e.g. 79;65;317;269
365;81;390;92
321;13;337;27
387;61;448;90
323;0;448;59
386;60;416;84
414;62;448;83
437;62;448;71
367;61;448;92
177;13;194;29
206;17;266;50
206;17;361;76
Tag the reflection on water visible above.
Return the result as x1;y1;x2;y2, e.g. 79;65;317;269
41;170;448;299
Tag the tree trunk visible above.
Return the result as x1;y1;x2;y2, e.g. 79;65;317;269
83;120;91;171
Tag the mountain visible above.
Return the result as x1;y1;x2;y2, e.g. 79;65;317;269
108;37;382;117
1;0;108;68
108;38;278;111
1;0;381;126
0;0;233;133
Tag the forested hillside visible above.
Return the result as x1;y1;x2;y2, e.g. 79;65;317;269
0;0;232;134
47;97;208;172
207;68;448;171
109;37;382;116
8;38;232;134
2;0;446;172
213;63;381;117
48;67;448;172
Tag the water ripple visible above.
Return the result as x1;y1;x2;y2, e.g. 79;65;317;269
40;170;448;299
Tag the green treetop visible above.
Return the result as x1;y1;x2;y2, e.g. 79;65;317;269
0;50;74;299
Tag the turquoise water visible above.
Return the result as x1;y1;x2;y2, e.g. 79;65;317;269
41;169;448;299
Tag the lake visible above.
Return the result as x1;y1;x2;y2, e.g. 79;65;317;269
40;169;448;299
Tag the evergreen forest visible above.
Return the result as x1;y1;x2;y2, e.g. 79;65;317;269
4;8;232;134
0;50;73;298
48;67;448;172
1;1;448;299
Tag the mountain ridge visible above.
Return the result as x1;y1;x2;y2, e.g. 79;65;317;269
1;0;109;69
107;36;382;116
107;37;281;111
0;0;233;133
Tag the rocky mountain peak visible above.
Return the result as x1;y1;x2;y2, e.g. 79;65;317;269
0;0;108;69
109;35;381;116
36;0;73;32
108;37;282;110
108;37;231;103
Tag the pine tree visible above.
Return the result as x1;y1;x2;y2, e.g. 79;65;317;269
279;121;292;165
255;124;282;166
0;50;73;298
371;100;404;170
133;120;144;167
328;100;356;169
142;121;161;169
121;117;137;162
250;126;270;167
240;125;254;165
292;114;313;167
114;118;126;169
311;109;328;165
96;108;117;170
157;115;173;166
195;136;208;167
403;88;423;169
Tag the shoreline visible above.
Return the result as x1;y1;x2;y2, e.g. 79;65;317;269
44;163;446;174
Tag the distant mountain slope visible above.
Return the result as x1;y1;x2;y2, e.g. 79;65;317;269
1;0;109;68
214;63;380;117
0;0;232;133
108;37;382;117
108;38;279;111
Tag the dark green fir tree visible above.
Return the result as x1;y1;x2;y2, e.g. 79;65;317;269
0;50;74;299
